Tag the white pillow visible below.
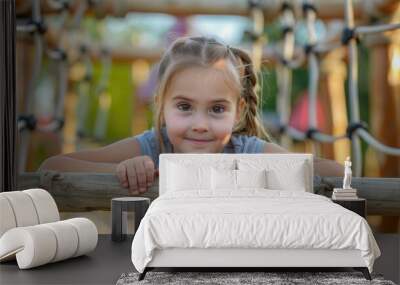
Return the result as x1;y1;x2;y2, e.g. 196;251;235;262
237;159;309;192
266;166;307;191
167;162;212;191
211;168;236;190
236;169;268;189
211;168;268;190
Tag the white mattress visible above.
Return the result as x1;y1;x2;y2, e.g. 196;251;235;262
131;190;380;273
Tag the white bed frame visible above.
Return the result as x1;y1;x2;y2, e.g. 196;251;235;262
148;248;365;268
138;154;371;281
141;244;370;280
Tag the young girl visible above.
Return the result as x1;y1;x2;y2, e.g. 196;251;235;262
39;36;344;195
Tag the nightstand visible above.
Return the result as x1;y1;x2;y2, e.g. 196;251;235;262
332;198;366;218
111;197;150;242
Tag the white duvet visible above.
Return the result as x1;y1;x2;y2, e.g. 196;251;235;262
131;190;380;273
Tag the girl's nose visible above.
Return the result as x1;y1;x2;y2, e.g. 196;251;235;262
191;114;209;132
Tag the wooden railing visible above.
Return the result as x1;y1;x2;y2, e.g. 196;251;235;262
18;171;400;215
30;0;400;20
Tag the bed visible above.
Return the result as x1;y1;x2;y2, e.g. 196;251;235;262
131;153;381;281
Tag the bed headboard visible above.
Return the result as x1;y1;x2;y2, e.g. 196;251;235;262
159;153;314;195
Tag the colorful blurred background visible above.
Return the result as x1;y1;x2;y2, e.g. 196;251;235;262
12;0;400;233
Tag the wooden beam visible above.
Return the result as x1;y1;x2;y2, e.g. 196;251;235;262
18;0;400;20
43;27;164;63
18;172;159;212
314;176;400;215
18;172;400;215
44;24;306;65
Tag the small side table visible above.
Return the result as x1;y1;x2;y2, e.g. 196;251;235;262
332;198;366;218
111;197;150;242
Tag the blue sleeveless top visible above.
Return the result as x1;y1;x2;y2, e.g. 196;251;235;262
134;127;266;168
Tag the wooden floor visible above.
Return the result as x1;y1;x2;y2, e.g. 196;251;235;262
0;234;398;285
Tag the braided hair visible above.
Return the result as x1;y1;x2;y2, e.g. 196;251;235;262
228;46;270;140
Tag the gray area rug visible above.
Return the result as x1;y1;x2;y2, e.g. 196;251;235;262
116;271;396;285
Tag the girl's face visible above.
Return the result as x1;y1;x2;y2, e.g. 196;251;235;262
163;64;244;153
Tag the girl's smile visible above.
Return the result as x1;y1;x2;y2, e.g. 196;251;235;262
184;138;215;146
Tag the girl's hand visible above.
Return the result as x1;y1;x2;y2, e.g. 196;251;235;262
115;156;158;195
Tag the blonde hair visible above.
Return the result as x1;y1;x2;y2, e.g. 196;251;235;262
153;36;269;153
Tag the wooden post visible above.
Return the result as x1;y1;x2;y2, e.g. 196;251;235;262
320;47;351;164
367;39;400;177
62;91;78;154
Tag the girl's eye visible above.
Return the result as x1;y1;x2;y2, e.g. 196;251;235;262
211;105;225;114
177;103;191;112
